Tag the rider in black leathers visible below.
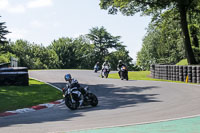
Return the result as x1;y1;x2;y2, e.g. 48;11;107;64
63;74;86;105
64;73;86;95
117;60;127;78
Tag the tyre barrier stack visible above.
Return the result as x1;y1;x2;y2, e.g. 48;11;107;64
179;66;183;82
150;64;200;84
0;63;10;68
150;65;155;78
183;66;188;82
192;66;197;83
0;67;29;86
188;66;192;83
197;66;200;84
172;65;176;81
176;66;179;81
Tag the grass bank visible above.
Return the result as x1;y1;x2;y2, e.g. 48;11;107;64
0;79;62;113
109;71;185;83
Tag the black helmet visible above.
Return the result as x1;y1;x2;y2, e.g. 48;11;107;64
64;74;71;81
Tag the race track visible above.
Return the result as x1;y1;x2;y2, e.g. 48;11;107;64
0;70;200;133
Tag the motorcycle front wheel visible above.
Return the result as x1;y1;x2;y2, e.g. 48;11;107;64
105;72;108;78
120;71;124;80
65;95;79;110
125;71;128;80
89;93;98;107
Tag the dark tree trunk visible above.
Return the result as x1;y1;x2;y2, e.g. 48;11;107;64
178;3;197;64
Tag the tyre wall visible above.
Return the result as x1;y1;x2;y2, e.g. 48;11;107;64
0;67;29;86
150;64;200;84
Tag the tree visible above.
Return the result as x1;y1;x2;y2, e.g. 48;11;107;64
99;0;200;64
6;40;59;69
0;16;9;52
87;26;124;63
73;36;96;69
49;38;76;69
107;47;133;70
136;10;186;70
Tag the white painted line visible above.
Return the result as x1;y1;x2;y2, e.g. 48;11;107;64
62;113;200;133
30;77;62;92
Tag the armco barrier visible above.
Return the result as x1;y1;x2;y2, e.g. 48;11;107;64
150;64;200;84
0;67;29;86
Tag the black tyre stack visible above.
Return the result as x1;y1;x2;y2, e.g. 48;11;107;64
179;66;183;82
0;67;29;86
155;65;159;79
167;65;171;80
170;65;173;81
160;65;164;79
159;65;162;79
187;66;192;83
175;66;179;81
192;66;197;83
164;65;168;80
197;66;200;84
150;64;155;78
183;66;188;82
172;65;176;81
150;64;200;84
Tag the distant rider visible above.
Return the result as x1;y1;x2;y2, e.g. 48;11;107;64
117;60;126;77
101;60;111;76
94;62;100;72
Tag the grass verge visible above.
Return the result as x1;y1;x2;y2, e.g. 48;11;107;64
109;71;186;83
0;79;62;113
176;59;188;65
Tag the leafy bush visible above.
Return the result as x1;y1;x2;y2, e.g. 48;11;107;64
0;52;16;64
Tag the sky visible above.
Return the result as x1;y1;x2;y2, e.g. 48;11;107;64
0;0;151;61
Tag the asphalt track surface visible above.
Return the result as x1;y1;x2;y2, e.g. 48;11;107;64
0;70;200;133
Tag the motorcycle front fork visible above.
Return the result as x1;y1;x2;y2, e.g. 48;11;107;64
69;93;84;106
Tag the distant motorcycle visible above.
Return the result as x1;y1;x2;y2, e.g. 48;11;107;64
101;66;109;78
62;85;98;110
120;65;128;80
94;65;99;73
94;67;99;73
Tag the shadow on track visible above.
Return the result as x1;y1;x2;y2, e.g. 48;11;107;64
0;82;161;127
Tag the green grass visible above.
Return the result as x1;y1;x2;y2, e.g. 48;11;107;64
0;79;62;113
176;59;188;65
109;71;186;83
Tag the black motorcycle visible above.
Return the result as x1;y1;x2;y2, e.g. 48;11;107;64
120;65;128;80
62;86;98;110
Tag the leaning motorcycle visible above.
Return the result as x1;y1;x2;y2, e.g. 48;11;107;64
101;66;109;78
120;65;128;80
62;85;98;110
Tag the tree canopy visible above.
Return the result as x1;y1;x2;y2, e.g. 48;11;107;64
136;1;200;70
1;26;134;70
0;16;9;49
87;26;124;63
99;0;200;64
